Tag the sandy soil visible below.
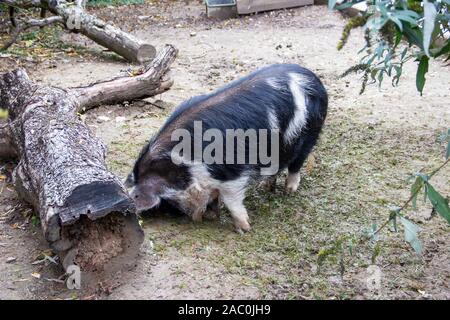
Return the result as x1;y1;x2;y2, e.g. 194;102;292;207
0;1;449;299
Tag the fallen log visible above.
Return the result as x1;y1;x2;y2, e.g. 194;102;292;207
1;0;156;63
0;45;177;284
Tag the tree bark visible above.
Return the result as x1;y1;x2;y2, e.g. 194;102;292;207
1;0;156;63
73;44;176;111
0;45;177;282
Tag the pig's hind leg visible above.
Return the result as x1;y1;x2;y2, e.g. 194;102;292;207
286;133;319;193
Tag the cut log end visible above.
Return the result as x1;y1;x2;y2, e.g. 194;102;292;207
57;212;144;290
58;182;135;226
58;212;143;271
136;44;157;63
47;181;143;278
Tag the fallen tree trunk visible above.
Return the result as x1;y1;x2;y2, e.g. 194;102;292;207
0;45;177;284
1;0;156;63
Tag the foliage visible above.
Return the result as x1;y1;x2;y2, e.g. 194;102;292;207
331;0;450;95
318;130;449;269
367;131;449;254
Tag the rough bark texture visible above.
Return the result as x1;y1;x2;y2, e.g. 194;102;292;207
50;0;156;63
0;69;143;275
0;45;177;281
1;0;156;63
74;44;177;111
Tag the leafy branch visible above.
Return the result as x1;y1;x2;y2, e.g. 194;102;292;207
331;0;450;95
318;130;449;269
367;130;450;254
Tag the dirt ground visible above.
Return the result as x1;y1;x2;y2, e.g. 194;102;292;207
0;1;449;300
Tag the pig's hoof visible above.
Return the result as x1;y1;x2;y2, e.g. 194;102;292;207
285;182;299;193
285;172;300;193
234;219;251;234
191;212;203;223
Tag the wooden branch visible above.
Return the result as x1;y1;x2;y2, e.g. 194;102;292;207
0;45;177;281
74;44;177;111
0;0;156;63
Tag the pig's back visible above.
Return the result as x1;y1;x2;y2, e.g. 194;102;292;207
160;64;326;136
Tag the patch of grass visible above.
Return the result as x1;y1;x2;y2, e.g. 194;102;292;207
107;140;143;175
109;109;446;299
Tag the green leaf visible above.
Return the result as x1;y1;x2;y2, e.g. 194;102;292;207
389;15;403;32
430;40;450;58
328;0;337;10
394;29;403;48
446;141;450;159
423;0;437;57
403;23;423;49
410;176;424;209
391;215;398;232
416;55;429;95
389;206;400;232
366;16;388;31
371;242;381;264
348;239;354;256
397;9;421;20
370;222;379;241
426;183;450;224
400;217;422;254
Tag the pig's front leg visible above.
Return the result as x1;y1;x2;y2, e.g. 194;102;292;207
220;187;251;234
184;182;210;222
285;171;301;193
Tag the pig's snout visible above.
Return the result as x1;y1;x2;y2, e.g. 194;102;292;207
129;186;161;213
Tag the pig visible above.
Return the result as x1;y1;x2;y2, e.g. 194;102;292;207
126;64;328;233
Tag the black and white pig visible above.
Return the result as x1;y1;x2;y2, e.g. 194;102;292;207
125;64;328;233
